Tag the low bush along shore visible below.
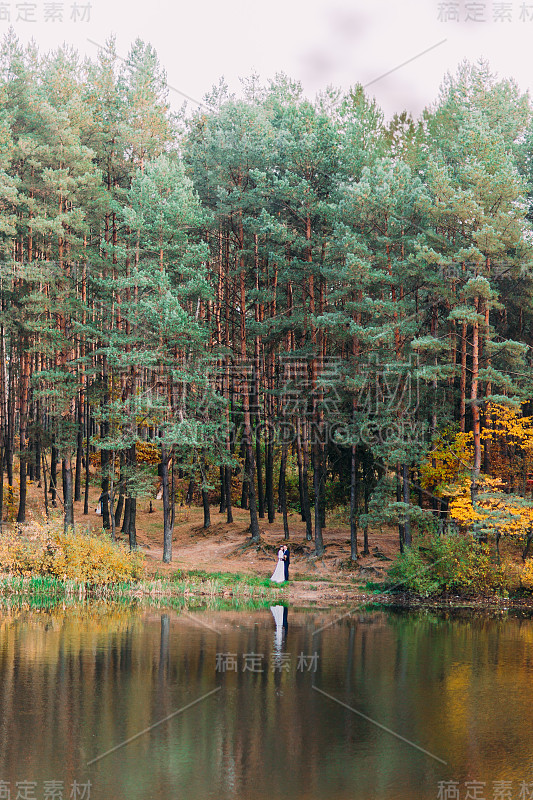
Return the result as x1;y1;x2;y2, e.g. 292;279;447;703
0;519;285;600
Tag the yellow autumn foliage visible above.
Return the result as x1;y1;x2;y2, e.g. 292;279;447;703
420;430;473;497
0;519;145;583
448;475;533;539
482;403;533;490
519;559;533;591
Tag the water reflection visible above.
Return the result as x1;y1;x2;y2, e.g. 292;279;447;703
0;606;533;799
271;605;288;654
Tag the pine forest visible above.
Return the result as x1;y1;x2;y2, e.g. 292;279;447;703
3;32;533;593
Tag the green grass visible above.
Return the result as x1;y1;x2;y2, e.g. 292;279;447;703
174;569;274;588
0;568;284;604
0;592;278;613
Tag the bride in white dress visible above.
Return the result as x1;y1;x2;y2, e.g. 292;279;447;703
270;547;286;583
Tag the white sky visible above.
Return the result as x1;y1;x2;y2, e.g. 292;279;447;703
1;0;532;118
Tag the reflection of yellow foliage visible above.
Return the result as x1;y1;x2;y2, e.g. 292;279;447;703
0;607;143;667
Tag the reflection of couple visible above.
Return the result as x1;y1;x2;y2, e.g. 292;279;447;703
270;544;290;583
270;605;288;652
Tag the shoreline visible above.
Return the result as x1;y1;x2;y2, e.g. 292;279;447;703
2;571;533;613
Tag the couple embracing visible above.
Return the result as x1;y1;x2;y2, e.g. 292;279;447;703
270;544;290;583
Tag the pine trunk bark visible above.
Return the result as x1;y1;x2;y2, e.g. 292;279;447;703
128;497;137;551
74;395;83;501
279;440;290;540
402;463;411;547
63;457;74;532
83;397;90;515
350;445;358;560
161;445;172;563
471;299;482;503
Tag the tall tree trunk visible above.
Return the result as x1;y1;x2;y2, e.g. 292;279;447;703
128;497;137;551
460;321;467;432
402;463;411;547
219;465;226;513
122;497;131;535
100;358;111;530
350;445;358;560
200;456;211;530
225;465;233;524
255;419;265;518
50;443;58;507
397;466;404;553
63;456;74;532
34;404;41;485
363;482;370;557
109;451;116;542
127;442;137;549
240;436;249;509
16;345;30;523
83;396;90;515
313;445;325;556
295;421;306;522
279;439;290;540
41;451;49;519
161;444;172;563
114;451;125;528
244;388;260;542
186;478;194;506
300;420;313;540
266;435;275;523
5;357;13;489
238;232;260;542
471;299;482;503
74;394;83;501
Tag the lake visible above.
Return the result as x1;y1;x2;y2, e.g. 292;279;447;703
1;602;533;799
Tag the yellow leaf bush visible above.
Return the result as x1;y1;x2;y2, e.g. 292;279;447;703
518;559;533;592
0;520;145;584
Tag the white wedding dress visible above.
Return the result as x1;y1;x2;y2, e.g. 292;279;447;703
270;549;286;583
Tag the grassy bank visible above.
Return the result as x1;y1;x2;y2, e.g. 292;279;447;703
0;569;286;606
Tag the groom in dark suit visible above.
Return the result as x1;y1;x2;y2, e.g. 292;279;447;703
282;545;290;581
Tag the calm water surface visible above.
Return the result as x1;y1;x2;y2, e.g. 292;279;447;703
1;604;533;800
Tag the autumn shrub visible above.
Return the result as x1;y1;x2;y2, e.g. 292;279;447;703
516;559;533;593
0;520;145;584
386;532;508;597
5;484;18;523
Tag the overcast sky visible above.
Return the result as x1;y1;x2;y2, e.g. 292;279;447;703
1;0;532;118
